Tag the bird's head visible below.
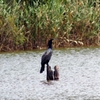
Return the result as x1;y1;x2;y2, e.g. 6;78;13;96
47;39;54;49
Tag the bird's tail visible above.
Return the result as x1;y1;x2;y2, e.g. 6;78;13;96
40;64;45;73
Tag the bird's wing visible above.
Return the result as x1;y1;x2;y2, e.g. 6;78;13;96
41;49;53;64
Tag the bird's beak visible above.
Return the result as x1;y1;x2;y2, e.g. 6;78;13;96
52;38;57;44
53;38;58;42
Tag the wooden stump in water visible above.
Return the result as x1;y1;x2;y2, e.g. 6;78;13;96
47;65;53;81
54;65;59;80
46;65;59;81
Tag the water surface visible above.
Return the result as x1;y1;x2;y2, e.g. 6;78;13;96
0;47;100;100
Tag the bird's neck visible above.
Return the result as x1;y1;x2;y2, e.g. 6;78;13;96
48;45;52;49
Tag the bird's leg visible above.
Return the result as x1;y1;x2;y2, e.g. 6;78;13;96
46;64;50;81
47;63;49;67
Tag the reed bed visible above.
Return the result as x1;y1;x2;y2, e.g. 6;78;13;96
0;0;100;51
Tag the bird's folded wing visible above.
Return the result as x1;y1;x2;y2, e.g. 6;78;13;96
41;49;53;63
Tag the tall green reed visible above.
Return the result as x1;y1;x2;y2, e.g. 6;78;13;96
0;0;100;51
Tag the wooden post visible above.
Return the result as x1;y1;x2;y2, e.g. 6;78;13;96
46;65;53;81
54;65;59;80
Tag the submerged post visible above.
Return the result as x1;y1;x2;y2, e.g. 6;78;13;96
54;65;59;80
46;65;59;81
47;65;53;81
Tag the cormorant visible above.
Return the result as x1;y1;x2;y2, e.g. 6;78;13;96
40;39;54;73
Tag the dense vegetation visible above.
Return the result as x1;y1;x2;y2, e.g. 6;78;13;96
0;0;100;51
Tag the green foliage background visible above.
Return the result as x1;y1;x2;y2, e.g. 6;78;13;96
0;0;100;51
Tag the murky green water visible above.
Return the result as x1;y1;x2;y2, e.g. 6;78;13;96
0;47;100;100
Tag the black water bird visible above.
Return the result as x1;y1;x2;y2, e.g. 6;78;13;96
40;39;54;73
